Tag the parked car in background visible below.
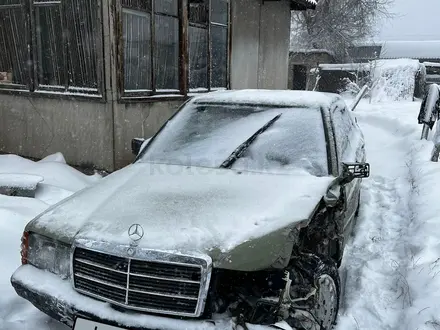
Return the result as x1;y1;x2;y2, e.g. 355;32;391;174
12;90;369;330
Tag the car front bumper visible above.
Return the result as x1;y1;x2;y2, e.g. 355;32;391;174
11;265;278;330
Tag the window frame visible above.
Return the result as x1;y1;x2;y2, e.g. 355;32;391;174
117;0;231;101
0;0;32;92
0;0;230;101
30;0;105;96
188;0;230;94
0;0;105;99
118;0;185;99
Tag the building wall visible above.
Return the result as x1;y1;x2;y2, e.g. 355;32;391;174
0;94;114;170
230;0;260;89
0;95;183;171
230;0;291;90
257;1;291;89
113;101;183;169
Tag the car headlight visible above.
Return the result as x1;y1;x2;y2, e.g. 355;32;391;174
25;232;71;279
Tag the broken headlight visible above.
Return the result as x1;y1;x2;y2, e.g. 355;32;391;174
27;232;71;279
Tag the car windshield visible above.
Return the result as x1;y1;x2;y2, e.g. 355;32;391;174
139;102;329;176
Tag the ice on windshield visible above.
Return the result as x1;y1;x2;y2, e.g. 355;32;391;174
141;103;328;176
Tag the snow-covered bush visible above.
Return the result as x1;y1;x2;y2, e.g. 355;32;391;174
370;59;424;103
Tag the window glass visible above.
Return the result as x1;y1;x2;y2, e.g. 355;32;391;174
154;0;177;16
210;25;227;88
154;11;179;90
189;26;208;89
188;0;228;91
35;5;65;87
66;0;99;89
188;0;208;25
123;8;152;91
0;7;27;85
332;105;355;168
211;0;228;24
0;0;102;93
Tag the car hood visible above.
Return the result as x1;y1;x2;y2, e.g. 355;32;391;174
27;163;334;271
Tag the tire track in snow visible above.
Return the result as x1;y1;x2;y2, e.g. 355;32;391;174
336;116;417;330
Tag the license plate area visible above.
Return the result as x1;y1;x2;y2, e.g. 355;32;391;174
73;317;126;330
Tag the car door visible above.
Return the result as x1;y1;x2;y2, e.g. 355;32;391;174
331;102;365;239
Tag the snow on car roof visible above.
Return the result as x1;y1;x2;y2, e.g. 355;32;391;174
191;89;341;109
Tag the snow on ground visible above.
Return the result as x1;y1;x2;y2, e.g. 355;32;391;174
0;154;99;330
337;99;440;330
2;96;440;330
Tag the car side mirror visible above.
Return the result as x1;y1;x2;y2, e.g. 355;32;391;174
324;162;370;208
341;162;370;184
131;138;145;155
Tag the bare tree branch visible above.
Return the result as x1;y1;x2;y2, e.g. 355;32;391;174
291;0;395;61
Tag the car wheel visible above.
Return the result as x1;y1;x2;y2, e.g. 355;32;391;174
287;254;340;330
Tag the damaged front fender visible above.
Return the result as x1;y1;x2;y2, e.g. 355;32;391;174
212;224;303;271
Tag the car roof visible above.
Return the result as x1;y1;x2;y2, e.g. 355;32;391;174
190;89;343;109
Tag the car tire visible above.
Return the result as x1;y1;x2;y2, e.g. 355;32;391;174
287;254;340;330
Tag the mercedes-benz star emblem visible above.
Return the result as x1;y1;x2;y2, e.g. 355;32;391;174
128;224;144;244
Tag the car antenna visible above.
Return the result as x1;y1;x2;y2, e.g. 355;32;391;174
220;113;282;169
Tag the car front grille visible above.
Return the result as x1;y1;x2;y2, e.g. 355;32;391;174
72;247;209;317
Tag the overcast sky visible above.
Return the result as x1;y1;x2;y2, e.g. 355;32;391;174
375;0;440;41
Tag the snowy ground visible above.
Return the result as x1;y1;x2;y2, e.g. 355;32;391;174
338;99;440;330
1;98;440;330
0;154;99;330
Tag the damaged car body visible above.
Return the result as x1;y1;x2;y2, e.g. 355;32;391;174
11;90;369;330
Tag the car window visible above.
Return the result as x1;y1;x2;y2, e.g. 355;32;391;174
332;103;364;170
140;103;329;176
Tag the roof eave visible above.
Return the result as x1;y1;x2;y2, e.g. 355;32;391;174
290;0;317;10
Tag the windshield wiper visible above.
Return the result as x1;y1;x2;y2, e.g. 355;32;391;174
220;113;282;169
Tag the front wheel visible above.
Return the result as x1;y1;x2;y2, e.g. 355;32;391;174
287;254;340;330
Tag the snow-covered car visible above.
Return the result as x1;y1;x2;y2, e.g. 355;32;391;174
11;90;369;330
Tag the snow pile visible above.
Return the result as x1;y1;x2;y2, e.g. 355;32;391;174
0;153;100;193
0;153;100;330
398;140;440;329
0;174;43;190
370;59;422;102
